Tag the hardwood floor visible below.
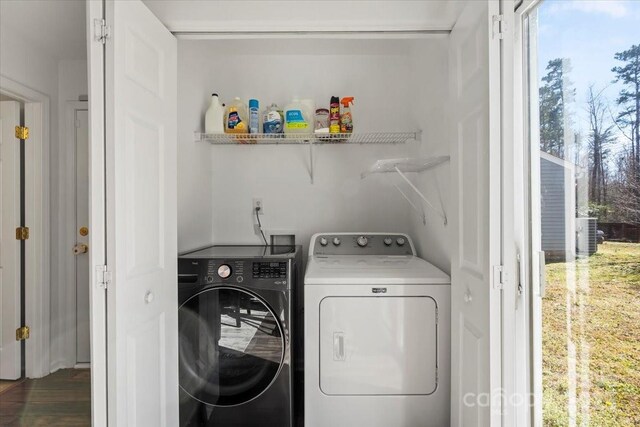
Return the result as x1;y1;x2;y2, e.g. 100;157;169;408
0;369;91;426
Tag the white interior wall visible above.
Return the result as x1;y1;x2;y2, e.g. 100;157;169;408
177;39;451;255
407;38;452;273
51;60;88;371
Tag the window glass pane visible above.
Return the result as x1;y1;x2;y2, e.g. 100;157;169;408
528;1;640;425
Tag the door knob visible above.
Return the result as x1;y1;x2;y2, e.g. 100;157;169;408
73;243;89;255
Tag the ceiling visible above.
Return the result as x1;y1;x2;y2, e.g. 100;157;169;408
0;0;462;63
0;0;86;61
143;1;465;33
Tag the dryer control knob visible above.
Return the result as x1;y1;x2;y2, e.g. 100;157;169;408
357;236;368;247
332;237;341;246
396;237;406;246
320;237;328;246
217;264;232;279
383;237;393;246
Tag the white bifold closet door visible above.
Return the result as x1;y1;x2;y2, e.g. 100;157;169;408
449;1;503;426
88;0;179;425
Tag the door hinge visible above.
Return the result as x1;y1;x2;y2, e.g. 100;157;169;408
15;227;29;240
16;326;30;341
15;126;29;140
94;19;111;44
492;265;504;290
492;14;506;39
96;265;111;290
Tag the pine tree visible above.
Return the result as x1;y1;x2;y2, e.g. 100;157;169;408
612;44;640;223
612;44;640;166
539;58;575;159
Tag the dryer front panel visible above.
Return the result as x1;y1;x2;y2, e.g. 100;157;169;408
319;296;437;395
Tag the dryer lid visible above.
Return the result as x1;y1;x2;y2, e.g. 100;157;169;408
304;255;450;285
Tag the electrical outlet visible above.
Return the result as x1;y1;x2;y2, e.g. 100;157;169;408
253;198;264;215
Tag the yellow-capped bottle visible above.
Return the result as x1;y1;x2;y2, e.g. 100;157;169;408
224;97;248;134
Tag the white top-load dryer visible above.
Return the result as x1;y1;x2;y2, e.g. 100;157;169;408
304;233;450;427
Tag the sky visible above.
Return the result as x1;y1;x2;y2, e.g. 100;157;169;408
536;0;640;163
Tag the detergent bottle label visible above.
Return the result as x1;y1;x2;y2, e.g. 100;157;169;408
263;110;283;133
228;111;241;129
285;110;308;129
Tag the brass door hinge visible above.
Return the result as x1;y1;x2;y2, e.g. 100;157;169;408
16;326;30;341
16;227;30;240
15;126;29;140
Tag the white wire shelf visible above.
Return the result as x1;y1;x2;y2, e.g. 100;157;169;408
194;131;420;145
362;157;450;226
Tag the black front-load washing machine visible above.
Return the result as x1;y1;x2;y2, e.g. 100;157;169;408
177;245;303;427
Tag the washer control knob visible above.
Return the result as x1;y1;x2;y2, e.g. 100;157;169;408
396;237;406;246
320;237;328;246
357;236;368;247
217;264;232;279
383;237;393;246
332;237;341;246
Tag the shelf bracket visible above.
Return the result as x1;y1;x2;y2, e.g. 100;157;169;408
393;166;447;226
392;182;426;225
309;140;314;184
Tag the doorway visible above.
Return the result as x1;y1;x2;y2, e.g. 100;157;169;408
0;95;24;383
69;102;91;366
524;1;640;425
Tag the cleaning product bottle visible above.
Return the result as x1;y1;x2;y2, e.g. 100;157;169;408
249;99;260;134
329;96;340;134
205;93;224;134
225;97;248;134
263;103;283;134
340;97;355;133
284;97;312;135
302;99;316;130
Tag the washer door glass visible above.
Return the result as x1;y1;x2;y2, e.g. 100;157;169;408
179;286;285;406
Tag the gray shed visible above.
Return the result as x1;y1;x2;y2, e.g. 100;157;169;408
540;151;576;261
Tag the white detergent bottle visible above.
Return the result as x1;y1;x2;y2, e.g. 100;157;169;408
205;93;224;134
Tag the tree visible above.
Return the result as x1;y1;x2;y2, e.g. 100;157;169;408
612;44;640;223
539;58;575;159
586;86;614;205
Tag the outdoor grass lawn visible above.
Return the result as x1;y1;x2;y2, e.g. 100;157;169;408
543;242;640;426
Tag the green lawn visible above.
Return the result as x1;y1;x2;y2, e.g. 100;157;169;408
543;242;640;426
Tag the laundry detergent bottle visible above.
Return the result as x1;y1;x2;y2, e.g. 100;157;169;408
284;97;312;135
225;97;248;134
205;93;224;134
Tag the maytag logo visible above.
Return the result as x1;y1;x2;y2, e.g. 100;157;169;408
372;288;387;294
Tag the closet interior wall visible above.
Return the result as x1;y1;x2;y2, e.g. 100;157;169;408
177;36;452;264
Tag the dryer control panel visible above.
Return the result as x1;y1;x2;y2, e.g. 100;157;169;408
311;233;415;256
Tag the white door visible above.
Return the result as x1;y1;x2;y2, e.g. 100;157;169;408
75;108;91;364
89;0;178;425
0;100;21;380
449;1;503;425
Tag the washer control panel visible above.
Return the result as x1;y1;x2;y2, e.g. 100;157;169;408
253;262;287;279
312;233;414;256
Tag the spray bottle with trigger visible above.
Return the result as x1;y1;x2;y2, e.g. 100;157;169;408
340;97;355;134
